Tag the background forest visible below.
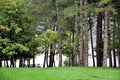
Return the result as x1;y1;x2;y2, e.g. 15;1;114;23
0;0;120;68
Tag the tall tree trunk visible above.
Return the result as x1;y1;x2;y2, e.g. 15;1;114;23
96;12;103;67
69;32;74;66
71;29;74;66
73;0;79;66
58;24;62;66
112;17;116;68
83;0;88;66
79;0;84;66
33;56;35;67
113;17;117;68
89;14;95;67
103;11;109;67
108;24;112;67
55;0;62;66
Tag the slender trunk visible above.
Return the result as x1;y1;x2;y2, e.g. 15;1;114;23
27;59;30;67
49;45;54;67
4;60;5;67
43;53;46;67
96;12;103;67
70;32;73;66
79;39;83;66
113;48;116;67
14;61;16;68
14;56;16;68
72;30;74;66
33;56;35;67
53;44;55;67
82;40;85;66
119;53;120;68
55;0;62;66
43;46;48;67
84;21;89;66
10;56;14;68
109;49;112;67
108;24;112;67
23;57;26;67
6;60;9;68
113;17;117;68
19;56;23;67
46;50;48;67
79;0;84;66
89;15;95;67
103;11;109;67
69;54;71;66
43;47;46;68
58;21;62;66
73;1;79;66
83;0;88;66
5;56;9;67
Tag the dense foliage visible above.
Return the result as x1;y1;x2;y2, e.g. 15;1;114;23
0;0;120;68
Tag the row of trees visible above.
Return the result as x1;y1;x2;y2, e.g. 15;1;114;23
0;0;120;68
0;0;39;67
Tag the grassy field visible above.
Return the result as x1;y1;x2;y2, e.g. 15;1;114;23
0;67;120;80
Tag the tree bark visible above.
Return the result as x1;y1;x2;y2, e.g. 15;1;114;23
43;46;49;67
109;49;112;67
79;0;84;66
108;23;112;67
71;29;74;66
33;56;35;67
73;0;79;66
113;17;117;67
46;49;48;67
103;11;109;67
83;0;88;66
89;15;95;67
55;0;62;66
113;39;116;68
43;51;46;67
49;45;54;67
96;12;103;67
19;56;23;67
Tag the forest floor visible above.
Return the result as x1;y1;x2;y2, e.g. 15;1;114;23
0;67;120;80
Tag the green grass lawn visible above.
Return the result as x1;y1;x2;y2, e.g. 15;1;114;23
0;67;120;80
